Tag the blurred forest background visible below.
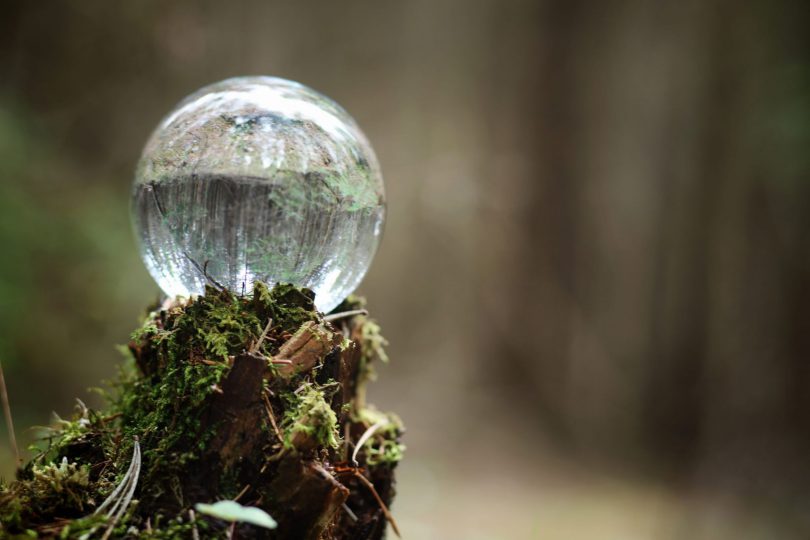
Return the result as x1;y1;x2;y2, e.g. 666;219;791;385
1;1;809;538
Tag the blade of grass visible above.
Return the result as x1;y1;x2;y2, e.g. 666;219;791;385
0;358;20;465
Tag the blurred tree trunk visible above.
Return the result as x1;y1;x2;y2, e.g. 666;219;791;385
481;0;810;492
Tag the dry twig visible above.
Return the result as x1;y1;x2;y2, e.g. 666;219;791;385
262;391;283;442
251;319;273;353
323;309;368;322
234;483;252;502
189;509;200;540
0;358;20;465
354;472;401;538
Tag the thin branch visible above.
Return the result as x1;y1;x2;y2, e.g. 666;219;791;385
354;472;401;538
201;260;227;291
150;182;224;292
312;463;333;481
343;422;352;461
341;503;358;522
269;358;293;365
0;358;20;465
262;391;283;443
233;483;252;502
250;319;273;353
189;509;200;540
323;309;368;322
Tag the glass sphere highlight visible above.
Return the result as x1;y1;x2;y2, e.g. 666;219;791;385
131;76;385;312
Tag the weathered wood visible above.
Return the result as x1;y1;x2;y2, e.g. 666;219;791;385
202;353;267;468
266;457;349;540
276;321;343;378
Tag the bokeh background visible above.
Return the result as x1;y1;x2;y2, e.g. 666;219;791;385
2;1;810;538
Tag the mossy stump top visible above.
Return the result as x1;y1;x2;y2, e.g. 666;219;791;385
0;283;403;539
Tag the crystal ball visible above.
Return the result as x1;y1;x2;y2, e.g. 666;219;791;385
131;76;385;312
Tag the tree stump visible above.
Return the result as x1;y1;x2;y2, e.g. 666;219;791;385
0;283;403;539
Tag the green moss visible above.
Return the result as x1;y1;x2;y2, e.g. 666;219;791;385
366;439;405;466
359;319;389;365
251;281;318;328
137;515;215;539
352;317;389;404
281;383;340;451
54;515;108;539
0;458;96;535
356;407;406;466
31;459;90;506
115;282;319;504
0;282;401;538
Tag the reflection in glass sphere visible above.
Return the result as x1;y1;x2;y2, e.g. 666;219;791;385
131;77;385;312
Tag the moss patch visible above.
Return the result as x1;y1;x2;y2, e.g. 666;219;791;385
281;383;341;451
0;283;401;539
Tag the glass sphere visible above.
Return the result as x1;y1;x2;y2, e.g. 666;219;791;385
131;76;385;312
